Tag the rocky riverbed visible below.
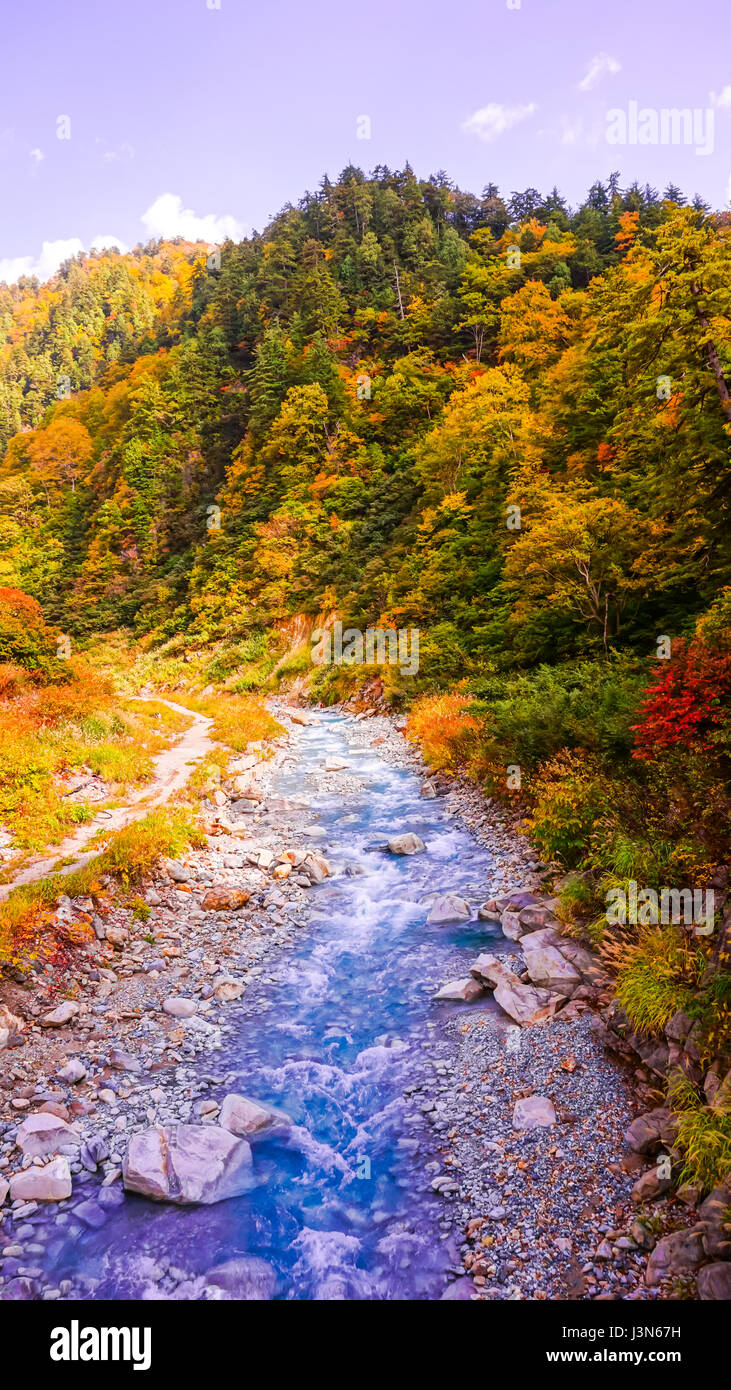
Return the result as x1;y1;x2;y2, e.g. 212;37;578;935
0;703;727;1301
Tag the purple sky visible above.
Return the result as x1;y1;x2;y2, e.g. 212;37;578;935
1;0;729;281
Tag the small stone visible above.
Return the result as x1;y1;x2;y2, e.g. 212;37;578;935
57;1058;87;1085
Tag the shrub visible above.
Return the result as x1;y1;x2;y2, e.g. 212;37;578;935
468;658;645;769
632;639;731;761
407;693;480;772
0;808;202;965
0;588;62;679
524;749;606;866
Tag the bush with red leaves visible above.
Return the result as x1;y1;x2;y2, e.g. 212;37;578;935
632;639;731;760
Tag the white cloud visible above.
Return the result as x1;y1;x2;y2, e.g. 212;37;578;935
0;235;129;286
29;148;44;166
462;102;538;143
579;52;621;92
0;237;85;285
711;85;731;109
89;235;128;255
0;191;244;288
141;192;244;243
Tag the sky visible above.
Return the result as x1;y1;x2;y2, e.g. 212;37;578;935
1;0;729;282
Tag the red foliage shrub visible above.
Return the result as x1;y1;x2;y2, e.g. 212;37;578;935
632;639;731;760
0;587;59;678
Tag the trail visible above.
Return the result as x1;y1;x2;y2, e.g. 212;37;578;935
0;698;215;902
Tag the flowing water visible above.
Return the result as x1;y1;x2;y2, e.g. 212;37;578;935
45;713;517;1301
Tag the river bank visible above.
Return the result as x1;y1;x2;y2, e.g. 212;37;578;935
0;702;707;1301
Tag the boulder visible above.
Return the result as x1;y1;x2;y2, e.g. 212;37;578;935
697;1262;731;1300
123;1124;255;1205
232;776;260;798
645;1226;706;1286
521;933;581;995
201;886;250;911
0;1005;24;1035
0;1177;8;1205
324;757;349;772
625;1107;678;1155
286;708;312;726
513;1096;556;1130
205;1256;277;1300
698;1181;731;1260
41;1001;80;1028
302;853;330;882
106;926;128;948
218;1093;291;1139
15;1112;79;1157
500;911;523;941
470;954;562;1026
162;997;197;1019
9;1156;72;1202
427;894;471;926
631;1165;672;1203
432;977;486;1003
440;1277;476;1300
387;833;425;855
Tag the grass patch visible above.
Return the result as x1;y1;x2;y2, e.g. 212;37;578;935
616;926;705;1035
0;808;203;966
668;1072;731;1190
180;692;283;752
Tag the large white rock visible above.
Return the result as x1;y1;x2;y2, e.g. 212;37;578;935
324;757;349;771
219;1093;291;1139
0;1177;9;1205
513;1096;557;1130
427;894;471;925
123;1124;255;1205
432;977;485;1003
387;833;425;855
10;1156;72;1201
521;934;581;995
163;996;197;1019
15;1112;80;1157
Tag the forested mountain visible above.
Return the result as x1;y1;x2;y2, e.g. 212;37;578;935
2;165;728;669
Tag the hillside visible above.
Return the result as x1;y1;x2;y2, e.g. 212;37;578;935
0;167;729;1296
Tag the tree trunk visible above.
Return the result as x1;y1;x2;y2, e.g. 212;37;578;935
393;261;405;321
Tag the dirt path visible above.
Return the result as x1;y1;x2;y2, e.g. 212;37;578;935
0;698;215;902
